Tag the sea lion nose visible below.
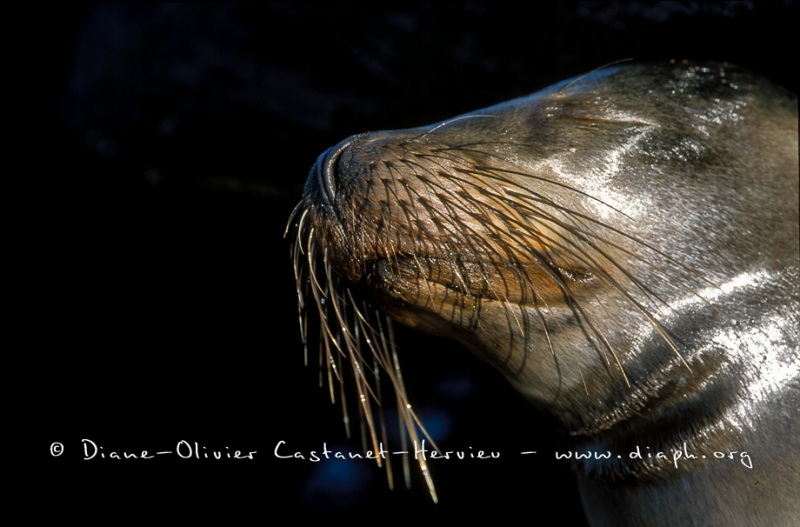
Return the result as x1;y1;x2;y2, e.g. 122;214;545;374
305;133;379;209
304;136;355;208
306;143;342;208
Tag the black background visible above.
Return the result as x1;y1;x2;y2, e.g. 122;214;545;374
35;2;797;523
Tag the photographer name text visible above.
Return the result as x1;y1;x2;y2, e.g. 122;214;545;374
49;439;753;469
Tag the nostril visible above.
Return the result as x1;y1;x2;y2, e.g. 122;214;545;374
309;136;358;208
318;147;338;206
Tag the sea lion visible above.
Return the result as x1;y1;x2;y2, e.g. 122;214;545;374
286;61;799;526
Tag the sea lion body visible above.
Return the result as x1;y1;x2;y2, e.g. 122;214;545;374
289;62;799;525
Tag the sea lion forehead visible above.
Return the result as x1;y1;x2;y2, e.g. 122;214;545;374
495;62;751;122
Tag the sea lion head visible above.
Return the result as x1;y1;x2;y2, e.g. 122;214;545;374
287;61;799;496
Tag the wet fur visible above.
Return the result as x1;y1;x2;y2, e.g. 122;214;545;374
288;61;799;525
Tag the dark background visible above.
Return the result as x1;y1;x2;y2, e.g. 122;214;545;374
36;2;797;523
